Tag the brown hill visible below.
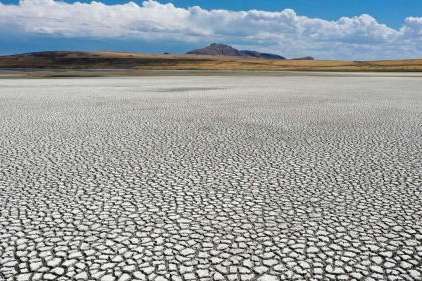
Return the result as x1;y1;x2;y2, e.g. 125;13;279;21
1;51;422;74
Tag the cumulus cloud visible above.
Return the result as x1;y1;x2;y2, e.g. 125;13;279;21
1;0;422;59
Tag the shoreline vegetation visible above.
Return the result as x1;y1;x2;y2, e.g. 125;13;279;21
1;51;422;77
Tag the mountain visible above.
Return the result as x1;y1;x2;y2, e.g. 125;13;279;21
187;43;286;60
187;43;242;56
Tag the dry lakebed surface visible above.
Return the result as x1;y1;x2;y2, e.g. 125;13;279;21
0;74;421;281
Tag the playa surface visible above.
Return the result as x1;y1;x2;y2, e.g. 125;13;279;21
0;75;421;281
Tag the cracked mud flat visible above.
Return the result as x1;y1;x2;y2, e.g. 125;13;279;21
0;75;421;281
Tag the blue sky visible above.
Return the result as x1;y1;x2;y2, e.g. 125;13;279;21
1;0;422;59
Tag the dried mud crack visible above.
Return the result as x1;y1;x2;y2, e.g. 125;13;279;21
0;75;421;281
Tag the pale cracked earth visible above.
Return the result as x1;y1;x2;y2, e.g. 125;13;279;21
0;74;421;281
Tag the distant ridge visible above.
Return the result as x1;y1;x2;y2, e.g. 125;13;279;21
187;43;286;60
1;51;422;73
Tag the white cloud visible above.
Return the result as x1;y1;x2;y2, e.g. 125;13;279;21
0;0;422;59
402;17;422;38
